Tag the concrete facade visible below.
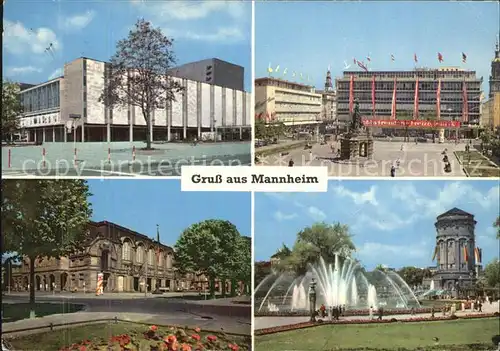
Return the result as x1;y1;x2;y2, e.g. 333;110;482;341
10;221;237;294
255;77;322;127
168;58;245;92
336;68;482;125
18;57;251;143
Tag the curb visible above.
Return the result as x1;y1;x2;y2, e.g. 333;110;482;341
256;141;314;157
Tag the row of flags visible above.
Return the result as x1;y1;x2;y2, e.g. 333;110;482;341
267;63;312;82
431;246;482;264
348;74;469;122
363;52;467;64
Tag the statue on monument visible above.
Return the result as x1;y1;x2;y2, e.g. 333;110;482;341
350;98;363;132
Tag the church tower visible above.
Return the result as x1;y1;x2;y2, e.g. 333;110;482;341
324;66;333;92
489;36;500;98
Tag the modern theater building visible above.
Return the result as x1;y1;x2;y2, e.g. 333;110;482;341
335;68;482;129
17;57;251;143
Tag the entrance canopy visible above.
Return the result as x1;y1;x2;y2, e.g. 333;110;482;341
362;118;461;129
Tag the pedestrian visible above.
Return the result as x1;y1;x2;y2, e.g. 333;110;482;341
401;144;404;151
288;159;294;167
369;305;374;319
378;307;384;320
431;307;435;318
390;165;396;177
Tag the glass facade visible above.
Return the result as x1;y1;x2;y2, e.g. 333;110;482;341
20;80;60;113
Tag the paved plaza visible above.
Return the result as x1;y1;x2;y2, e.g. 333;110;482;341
2;141;251;177
259;140;468;177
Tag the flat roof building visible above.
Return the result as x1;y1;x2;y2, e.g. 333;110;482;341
168;58;245;92
336;68;482;126
255;77;322;127
18;57;251;143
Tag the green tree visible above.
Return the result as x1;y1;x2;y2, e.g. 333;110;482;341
397;266;425;288
100;19;183;149
173;219;242;299
2;81;22;141
483;258;500;288
1;180;92;318
232;236;251;295
255;117;268;140
272;243;292;260
494;217;500;239
281;222;356;275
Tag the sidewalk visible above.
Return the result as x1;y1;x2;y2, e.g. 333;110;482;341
2;311;251;337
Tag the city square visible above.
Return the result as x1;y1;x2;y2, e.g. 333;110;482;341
253;180;500;350
1;179;252;350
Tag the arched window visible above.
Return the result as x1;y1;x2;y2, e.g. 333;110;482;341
122;241;131;261
166;253;173;269
148;249;154;265
158;251;163;266
136;245;143;263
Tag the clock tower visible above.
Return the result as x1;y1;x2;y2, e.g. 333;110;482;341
489;36;500;98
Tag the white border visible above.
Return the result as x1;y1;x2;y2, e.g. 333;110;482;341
250;0;256;168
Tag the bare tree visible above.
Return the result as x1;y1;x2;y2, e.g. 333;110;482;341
100;19;183;149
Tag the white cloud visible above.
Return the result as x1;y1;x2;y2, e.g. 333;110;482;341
59;10;96;31
6;66;42;75
4;19;60;55
133;1;245;21
308;206;326;221
331;185;379;206
274;211;297;221
183;27;244;42
48;68;63;80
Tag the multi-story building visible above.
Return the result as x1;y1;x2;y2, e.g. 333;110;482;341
336;68;482;126
316;69;337;121
10;220;248;294
480;100;492;128
168;58;245;92
255;77;322;128
488;39;500;130
18;57;251;143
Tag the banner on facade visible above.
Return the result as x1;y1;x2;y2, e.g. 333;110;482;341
362;119;461;128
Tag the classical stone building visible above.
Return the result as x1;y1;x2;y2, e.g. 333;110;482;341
10;221;241;294
425;208;481;296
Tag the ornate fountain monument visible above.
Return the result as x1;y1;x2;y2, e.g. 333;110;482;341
340;99;374;161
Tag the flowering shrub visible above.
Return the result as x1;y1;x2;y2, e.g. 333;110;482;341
59;325;249;351
255;313;498;336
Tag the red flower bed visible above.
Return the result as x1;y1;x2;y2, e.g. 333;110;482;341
59;325;249;351
255;313;498;336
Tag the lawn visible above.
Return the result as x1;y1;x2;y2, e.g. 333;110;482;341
2;303;85;322
464;166;500;177
255;318;499;351
6;322;251;351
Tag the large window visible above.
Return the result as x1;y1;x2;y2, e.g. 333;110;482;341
20;81;60;113
136;245;144;263
122;240;131;261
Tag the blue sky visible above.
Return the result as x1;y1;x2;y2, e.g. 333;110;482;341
88;179;251;246
256;1;500;95
3;0;251;91
255;180;499;270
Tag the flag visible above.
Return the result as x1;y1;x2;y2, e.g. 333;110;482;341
283;68;288;76
292;71;296;77
349;75;354;115
436;79;441;120
414;53;418;63
413;76;419;120
390;54;395;61
275;65;280;72
463;246;469;263
462;52;467;63
474;247;480;263
300;72;303;80
367;55;371;62
267;63;273;74
371;75;376;117
462;79;468;122
391;77;397;120
156;225;160;264
438;52;443;63
357;60;368;72
353;58;357;64
432;246;439;261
